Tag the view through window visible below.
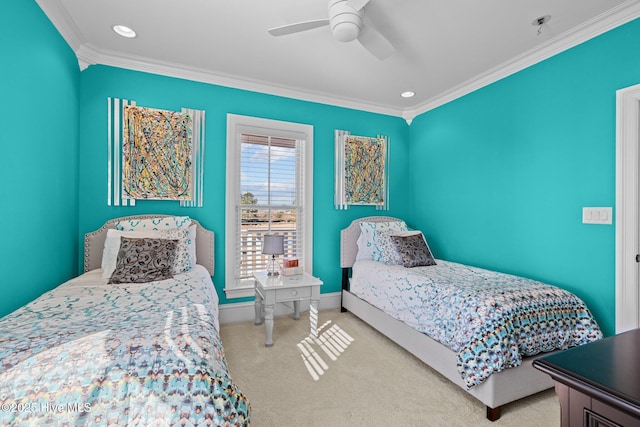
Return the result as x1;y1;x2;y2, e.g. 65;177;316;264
225;114;313;298
238;133;303;279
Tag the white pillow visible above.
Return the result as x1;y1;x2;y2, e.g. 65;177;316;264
186;224;197;265
159;227;192;274
161;224;197;272
114;216;192;231
101;225;196;278
356;220;409;262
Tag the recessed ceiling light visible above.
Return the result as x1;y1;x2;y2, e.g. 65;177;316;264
113;25;136;38
401;91;415;98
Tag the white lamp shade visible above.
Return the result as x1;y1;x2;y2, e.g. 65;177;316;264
262;234;284;255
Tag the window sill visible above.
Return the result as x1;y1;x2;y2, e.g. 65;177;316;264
223;285;255;299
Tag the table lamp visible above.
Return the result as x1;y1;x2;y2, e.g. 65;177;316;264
263;234;284;276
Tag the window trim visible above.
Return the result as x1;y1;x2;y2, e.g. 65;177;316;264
224;114;314;299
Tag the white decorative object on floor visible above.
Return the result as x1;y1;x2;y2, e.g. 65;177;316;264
297;320;355;381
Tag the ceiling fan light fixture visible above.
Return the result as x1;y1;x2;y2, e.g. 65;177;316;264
112;25;136;38
267;0;394;60
329;0;363;42
332;21;361;42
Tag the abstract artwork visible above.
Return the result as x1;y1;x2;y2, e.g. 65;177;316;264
122;105;192;200
108;99;206;207
334;130;389;210
344;135;386;205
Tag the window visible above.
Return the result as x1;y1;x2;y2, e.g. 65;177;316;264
225;114;313;298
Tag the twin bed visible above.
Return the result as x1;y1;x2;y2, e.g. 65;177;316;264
340;216;603;421
0;215;250;426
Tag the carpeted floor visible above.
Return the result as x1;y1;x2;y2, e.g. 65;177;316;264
219;309;559;427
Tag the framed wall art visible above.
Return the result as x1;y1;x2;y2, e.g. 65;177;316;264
107;98;205;207
335;129;389;210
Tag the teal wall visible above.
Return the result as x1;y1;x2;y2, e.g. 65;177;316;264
408;18;640;336
0;1;80;317
5;1;638;336
78;66;412;303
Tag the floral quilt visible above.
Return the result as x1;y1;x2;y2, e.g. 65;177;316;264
0;265;250;426
351;259;603;388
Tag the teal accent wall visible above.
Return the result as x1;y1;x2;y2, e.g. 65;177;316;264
6;1;638;336
78;66;412;303
0;1;80;317
409;18;640;336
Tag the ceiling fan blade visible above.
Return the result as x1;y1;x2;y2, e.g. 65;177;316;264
268;19;330;37
357;24;395;60
347;0;370;11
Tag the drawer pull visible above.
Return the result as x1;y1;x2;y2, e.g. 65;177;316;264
291;290;298;296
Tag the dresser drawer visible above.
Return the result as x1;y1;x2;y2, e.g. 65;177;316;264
276;286;311;301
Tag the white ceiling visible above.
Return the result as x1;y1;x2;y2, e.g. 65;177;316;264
37;0;640;122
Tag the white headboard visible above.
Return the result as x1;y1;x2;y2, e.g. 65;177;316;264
340;216;403;268
84;215;215;276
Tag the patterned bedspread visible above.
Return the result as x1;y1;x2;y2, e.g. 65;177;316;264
0;265;250;426
351;259;603;389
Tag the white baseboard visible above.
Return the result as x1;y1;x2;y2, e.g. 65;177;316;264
219;291;342;324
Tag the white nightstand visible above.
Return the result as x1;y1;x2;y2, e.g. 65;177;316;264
253;271;322;347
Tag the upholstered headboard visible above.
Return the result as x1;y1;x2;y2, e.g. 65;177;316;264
340;216;403;269
84;215;215;276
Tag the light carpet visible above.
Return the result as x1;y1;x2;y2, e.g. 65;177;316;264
219;309;559;427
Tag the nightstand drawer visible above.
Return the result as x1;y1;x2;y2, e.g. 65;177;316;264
276;286;311;301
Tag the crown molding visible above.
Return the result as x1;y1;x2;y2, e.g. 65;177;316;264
408;0;640;119
35;0;401;117
76;44;403;118
38;0;640;125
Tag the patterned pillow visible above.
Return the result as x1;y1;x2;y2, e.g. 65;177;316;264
356;220;408;262
390;232;437;268
373;231;404;265
187;224;197;265
114;216;191;231
158;227;193;274
108;237;178;284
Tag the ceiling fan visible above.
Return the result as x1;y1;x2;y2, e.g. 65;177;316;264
267;0;395;60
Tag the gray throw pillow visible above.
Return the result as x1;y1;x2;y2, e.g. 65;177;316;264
390;232;437;268
109;237;178;284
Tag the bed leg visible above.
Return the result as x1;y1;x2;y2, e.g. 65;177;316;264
341;268;349;313
486;406;501;421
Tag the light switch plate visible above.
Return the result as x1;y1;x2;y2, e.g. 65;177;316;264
583;207;612;224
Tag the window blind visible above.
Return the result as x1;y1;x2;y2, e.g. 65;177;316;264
236;131;305;280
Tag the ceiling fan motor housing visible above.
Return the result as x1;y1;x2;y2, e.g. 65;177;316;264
328;0;363;42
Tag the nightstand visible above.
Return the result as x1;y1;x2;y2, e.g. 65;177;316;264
253;271;322;347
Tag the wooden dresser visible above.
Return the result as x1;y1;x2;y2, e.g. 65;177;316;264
533;329;640;427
